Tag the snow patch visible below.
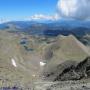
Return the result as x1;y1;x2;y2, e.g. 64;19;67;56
11;58;17;67
32;75;36;77
40;62;46;66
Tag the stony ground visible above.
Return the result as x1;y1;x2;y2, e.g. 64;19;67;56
33;80;90;90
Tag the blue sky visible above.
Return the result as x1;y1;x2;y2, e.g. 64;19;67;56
0;0;58;20
0;0;90;21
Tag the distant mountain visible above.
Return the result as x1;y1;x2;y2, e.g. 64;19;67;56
0;19;90;37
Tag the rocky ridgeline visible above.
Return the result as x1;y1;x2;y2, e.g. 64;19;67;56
43;57;90;81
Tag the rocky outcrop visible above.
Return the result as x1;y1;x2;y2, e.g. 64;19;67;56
43;57;90;81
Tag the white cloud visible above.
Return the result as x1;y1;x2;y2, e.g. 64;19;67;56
57;0;90;19
0;18;10;24
29;14;60;21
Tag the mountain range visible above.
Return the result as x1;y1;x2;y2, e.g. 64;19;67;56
0;20;90;89
0;19;90;47
0;19;90;37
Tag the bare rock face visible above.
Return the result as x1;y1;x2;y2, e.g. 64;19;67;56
43;57;90;81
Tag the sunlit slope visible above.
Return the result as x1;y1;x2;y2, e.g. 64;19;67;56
0;30;90;86
0;31;42;87
42;35;90;72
